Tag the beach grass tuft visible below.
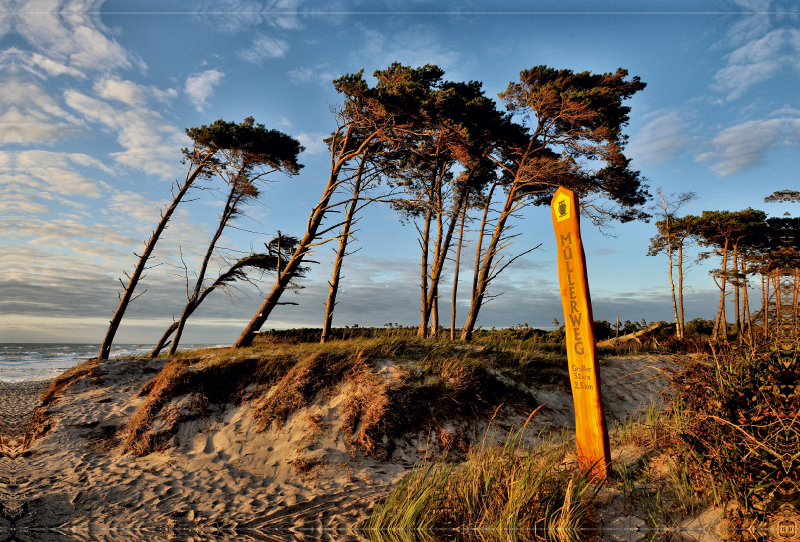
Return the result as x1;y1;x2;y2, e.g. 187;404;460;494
364;420;599;541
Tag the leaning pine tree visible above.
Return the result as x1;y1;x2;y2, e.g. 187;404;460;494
460;66;651;340
98;130;220;359
232;70;413;348
155;118;303;356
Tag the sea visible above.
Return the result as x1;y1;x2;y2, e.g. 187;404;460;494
0;343;228;382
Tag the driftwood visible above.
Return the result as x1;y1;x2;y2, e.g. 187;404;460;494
597;321;669;347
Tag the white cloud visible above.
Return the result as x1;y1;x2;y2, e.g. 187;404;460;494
199;0;304;32
10;0;145;74
28;52;86;79
93;77;177;105
295;132;328;155
627;111;700;167
0;74;86;144
288;65;338;87
359;26;463;76
237;34;289;63
185;69;225;112
64;90;188;177
695;114;800;175
711;4;800;102
712;28;800;100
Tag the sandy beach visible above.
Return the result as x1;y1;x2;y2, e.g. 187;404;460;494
0;349;687;540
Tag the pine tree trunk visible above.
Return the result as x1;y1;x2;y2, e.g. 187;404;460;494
712;240;729;342
431;293;439;337
321;163;365;344
99;159;211;359
169;183;244;355
775;269;783;336
665;216;680;339
733;243;740;339
150;322;179;358
461;182;497;341
677;242;686;339
742;254;753;343
792;267;798;333
763;273;769;339
233;127;377;348
450;205;467;341
417;205;433;338
418;175;469;338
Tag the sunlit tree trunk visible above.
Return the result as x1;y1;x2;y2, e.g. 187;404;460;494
99;157;212;359
461;182;497;341
677;242;686;339
794;267;799;334
732;243;741;340
234;126;380;348
450;205;467;341
321;159;366;344
712;240;729;342
763;272;769;339
417;205;432;337
169;181;246;355
664;214;680;339
774;268;782;335
741;254;753;343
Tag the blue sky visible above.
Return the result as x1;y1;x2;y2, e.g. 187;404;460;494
2;0;799;343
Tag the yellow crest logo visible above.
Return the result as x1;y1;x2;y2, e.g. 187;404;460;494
555;194;570;222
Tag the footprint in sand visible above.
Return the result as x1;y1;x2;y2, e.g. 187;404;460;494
203;434;215;454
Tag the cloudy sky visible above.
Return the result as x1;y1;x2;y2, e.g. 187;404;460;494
1;0;799;343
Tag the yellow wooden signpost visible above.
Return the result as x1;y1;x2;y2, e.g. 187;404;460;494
551;187;612;478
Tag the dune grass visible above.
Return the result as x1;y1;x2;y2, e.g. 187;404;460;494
364;412;599;541
122;336;542;457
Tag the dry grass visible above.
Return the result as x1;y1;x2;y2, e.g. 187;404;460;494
121;337;539;458
40;357;100;406
252;349;369;430
10;357;104;451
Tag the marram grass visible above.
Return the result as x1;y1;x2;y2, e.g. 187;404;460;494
364;421;600;541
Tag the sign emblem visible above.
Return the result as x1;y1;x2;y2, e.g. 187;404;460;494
555;193;570;222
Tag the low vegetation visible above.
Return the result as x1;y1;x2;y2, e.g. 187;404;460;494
121;336;543;457
364;419;598;541
24;325;793;538
363;332;796;539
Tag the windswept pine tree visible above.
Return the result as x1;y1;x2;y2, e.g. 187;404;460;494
98;119;289;359
232;69;417;348
159;118;302;356
647;189;697;339
460;66;650;340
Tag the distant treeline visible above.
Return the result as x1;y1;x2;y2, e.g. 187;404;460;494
252;318;722;346
649;189;800;345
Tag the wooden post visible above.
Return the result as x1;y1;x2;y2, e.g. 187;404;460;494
615;317;620;340
551;187;611;478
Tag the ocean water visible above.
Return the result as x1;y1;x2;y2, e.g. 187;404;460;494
0;343;228;382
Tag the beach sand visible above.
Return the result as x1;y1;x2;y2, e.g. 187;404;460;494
0;352;685;539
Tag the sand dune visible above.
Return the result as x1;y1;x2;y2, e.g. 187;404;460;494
0;351;679;538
